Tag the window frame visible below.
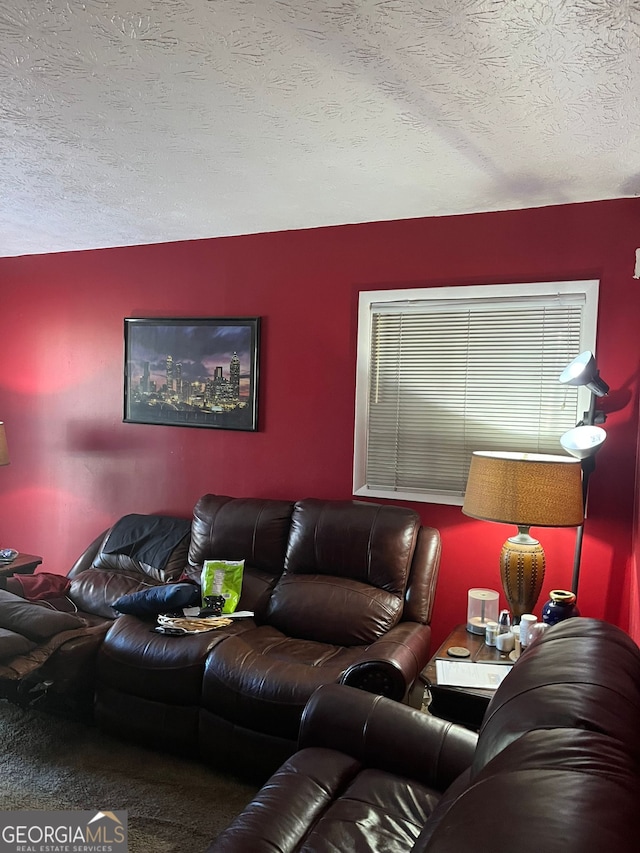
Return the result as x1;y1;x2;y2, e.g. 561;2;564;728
353;279;600;506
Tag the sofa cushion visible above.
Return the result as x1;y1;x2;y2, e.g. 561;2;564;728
112;583;200;616
266;573;402;645
69;570;155;619
265;499;419;644
208;746;441;853
188;494;294;578
0;589;85;641
283;500;420;591
300;765;439;852
97;614;254;704
201;625;367;741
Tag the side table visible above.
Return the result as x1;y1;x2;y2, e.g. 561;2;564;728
420;624;511;730
0;552;43;578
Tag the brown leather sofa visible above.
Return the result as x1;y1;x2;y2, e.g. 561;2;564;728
94;494;441;777
0;512;192;710
206;618;640;853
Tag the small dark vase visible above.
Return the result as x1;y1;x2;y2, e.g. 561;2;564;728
541;589;580;625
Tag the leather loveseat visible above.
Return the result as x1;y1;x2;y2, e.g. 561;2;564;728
206;618;640;853
94;493;441;778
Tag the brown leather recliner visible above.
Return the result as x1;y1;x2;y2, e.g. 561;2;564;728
95;494;441;777
206;618;640;853
0;513;192;710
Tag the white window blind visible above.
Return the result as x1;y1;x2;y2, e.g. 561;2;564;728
353;281;599;505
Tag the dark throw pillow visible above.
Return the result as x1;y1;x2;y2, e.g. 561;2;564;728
111;583;200;616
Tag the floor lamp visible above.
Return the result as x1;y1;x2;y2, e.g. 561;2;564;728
0;421;12;556
559;351;609;599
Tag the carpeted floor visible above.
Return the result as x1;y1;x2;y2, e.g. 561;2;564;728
0;700;259;853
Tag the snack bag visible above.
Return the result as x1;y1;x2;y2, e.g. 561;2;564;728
201;559;244;614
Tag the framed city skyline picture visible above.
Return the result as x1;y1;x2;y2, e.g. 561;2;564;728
124;317;260;431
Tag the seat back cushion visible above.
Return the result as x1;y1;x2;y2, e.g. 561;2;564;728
68;514;191;618
70;571;160;619
95;514;191;582
188;494;294;579
265;499;420;645
418;729;640;852
473;618;640;775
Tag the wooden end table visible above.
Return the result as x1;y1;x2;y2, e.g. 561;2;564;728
0;552;43;577
421;624;512;730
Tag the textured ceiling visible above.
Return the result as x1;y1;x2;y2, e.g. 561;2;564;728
1;0;640;257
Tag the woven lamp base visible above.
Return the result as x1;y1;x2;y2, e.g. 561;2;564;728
500;533;545;621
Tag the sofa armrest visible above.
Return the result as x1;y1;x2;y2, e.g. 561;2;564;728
66;530;109;580
339;621;431;701
299;683;477;791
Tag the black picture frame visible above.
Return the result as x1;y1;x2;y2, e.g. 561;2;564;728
124;317;260;431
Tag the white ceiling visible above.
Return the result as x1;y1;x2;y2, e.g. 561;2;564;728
1;0;639;258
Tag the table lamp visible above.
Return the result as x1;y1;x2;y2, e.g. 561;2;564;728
0;422;9;467
462;451;584;621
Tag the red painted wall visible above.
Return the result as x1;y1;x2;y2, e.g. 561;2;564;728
1;198;639;648
632;389;640;644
